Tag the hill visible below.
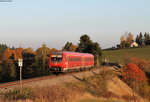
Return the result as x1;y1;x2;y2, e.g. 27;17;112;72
102;46;150;64
1;68;147;102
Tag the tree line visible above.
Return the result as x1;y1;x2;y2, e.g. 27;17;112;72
0;44;58;83
119;32;150;48
0;34;102;83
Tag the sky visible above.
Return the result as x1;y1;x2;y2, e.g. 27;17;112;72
0;0;150;50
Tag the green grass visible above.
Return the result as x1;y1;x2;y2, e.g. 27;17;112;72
102;46;150;64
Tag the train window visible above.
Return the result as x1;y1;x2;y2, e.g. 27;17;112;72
51;54;62;63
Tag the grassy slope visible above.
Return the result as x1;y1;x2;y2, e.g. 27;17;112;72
102;46;150;64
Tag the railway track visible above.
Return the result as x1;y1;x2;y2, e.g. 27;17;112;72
0;67;103;91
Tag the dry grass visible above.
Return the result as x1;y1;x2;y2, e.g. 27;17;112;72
0;87;32;101
31;85;78;102
1;69;149;102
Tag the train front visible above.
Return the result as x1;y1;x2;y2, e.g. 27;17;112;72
48;52;64;72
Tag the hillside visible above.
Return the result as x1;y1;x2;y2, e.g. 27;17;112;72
102;46;150;64
0;67;147;102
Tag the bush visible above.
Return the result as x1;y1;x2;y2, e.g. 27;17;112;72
31;85;76;102
122;63;150;100
1;88;32;101
124;56;150;72
123;63;147;84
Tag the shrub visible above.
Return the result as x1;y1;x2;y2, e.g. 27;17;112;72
124;56;150;83
31;85;76;102
122;63;150;100
1;88;32;101
124;56;150;72
123;63;147;86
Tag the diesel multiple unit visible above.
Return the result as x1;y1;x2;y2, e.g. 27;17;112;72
48;51;94;72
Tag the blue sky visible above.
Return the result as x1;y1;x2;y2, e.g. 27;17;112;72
0;0;150;50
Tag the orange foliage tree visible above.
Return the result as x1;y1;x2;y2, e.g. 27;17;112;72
123;63;148;91
2;48;12;61
125;57;150;73
14;48;23;60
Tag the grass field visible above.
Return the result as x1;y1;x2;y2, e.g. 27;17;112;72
102;46;150;64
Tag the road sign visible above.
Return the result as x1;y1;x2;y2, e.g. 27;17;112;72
18;59;23;67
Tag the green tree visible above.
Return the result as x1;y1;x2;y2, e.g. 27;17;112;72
120;41;130;48
1;59;16;82
22;48;35;79
34;44;51;76
76;34;92;53
0;65;3;82
136;32;143;46
92;42;102;66
76;34;102;66
135;35;140;45
144;32;150;45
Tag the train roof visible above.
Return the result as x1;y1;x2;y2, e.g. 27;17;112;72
51;51;93;56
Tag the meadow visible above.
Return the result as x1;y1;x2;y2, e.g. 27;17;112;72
102;46;150;64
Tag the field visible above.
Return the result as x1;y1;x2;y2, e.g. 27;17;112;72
102;46;150;64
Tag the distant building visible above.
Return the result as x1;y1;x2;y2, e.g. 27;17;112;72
131;41;138;47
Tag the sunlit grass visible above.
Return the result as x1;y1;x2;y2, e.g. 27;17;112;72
102;46;150;64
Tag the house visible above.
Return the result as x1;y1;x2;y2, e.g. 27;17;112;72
131;41;138;47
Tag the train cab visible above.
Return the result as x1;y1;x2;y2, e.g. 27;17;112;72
48;52;65;72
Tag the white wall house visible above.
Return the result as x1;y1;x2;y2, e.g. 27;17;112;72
131;42;138;47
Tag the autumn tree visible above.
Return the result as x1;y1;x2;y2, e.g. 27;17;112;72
14;48;23;60
51;48;58;52
123;63;147;85
2;48;12;61
123;63;150;98
120;32;134;48
0;44;9;61
126;33;134;43
62;42;77;52
76;34;102;66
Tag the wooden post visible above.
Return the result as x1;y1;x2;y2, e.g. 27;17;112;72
20;66;22;92
18;59;23;93
96;54;99;67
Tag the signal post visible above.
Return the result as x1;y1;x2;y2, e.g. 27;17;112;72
18;59;23;92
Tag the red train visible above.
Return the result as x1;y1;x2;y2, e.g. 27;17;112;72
48;51;94;72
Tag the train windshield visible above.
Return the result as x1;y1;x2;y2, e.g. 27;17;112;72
51;54;62;63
